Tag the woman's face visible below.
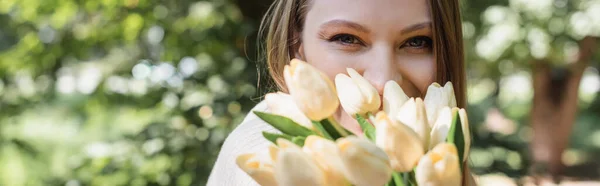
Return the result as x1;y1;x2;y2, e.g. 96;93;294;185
296;0;435;133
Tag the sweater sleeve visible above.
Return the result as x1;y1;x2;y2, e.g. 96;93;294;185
207;101;279;186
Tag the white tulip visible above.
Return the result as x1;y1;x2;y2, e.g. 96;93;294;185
382;80;409;119
374;112;424;172
428;107;453;150
275;139;325;186
458;108;471;161
337;136;393;186
303;136;349;186
423;82;457;127
396;98;430;149
415;143;462;186
335;68;381;116
284;59;339;121
265;92;314;130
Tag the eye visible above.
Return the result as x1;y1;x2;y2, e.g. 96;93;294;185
330;34;363;45
402;36;432;48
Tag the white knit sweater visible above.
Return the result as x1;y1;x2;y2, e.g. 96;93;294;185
207;101;277;186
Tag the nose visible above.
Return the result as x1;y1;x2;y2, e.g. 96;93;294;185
361;47;402;95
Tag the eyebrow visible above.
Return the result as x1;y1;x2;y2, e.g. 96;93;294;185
320;20;371;33
320;20;432;35
401;22;432;34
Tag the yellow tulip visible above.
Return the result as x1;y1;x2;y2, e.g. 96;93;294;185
284;59;339;121
374;112;424;172
382;80;409;119
275;139;325;186
415;143;462;186
337;136;393;186
265;92;314;130
335;68;381;116
395;98;430;150
303;136;349;186
423;82;457;127
236;149;278;186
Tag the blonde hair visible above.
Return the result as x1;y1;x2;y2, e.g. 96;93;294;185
258;0;466;108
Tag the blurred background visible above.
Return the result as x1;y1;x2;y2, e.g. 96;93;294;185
0;0;598;185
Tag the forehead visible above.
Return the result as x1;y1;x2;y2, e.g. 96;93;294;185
306;0;431;29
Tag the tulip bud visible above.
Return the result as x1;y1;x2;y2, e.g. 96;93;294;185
383;80;409;119
423;82;457;127
236;152;278;186
284;59;339;121
374;112;424;172
415;143;461;186
396;98;430;149
337;136;393;186
335;68;381;116
275;139;325;186
303;136;349;186
428;107;452;150
265;92;314;130
458;108;471;161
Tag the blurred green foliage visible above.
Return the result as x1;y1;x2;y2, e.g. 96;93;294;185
0;0;599;185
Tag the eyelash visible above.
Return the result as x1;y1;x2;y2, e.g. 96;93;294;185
328;34;433;49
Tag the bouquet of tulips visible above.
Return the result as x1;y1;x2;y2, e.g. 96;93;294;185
236;59;470;186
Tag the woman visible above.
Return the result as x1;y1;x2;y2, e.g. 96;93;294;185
208;0;470;185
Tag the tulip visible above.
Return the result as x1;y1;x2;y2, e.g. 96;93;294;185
265;92;314;130
458;108;471;161
335;68;381;116
415;143;462;186
428;107;452;150
236;150;278;186
374;112;424;172
284;59;339;121
423;82;457;127
396;98;430;149
303;136;349;186
275;138;325;186
428;107;471;161
337;136;393;186
382;80;409;119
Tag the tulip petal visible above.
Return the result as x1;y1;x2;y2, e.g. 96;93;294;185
337;136;392;186
335;74;365;116
236;153;278;186
459;108;471;161
347;68;381;113
374;112;424;172
275;143;324;186
285;59;339;121
396;98;430;149
265;92;314;130
383;80;409;118
428;107;453;150
303;136;349;186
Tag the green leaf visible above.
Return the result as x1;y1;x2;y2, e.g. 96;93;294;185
355;114;376;141
446;110;465;168
392;172;405;186
320;118;343;140
262;132;294;144
312;121;333;140
254;111;315;137
292;136;306;146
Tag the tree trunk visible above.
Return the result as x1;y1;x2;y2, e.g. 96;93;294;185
530;36;597;182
